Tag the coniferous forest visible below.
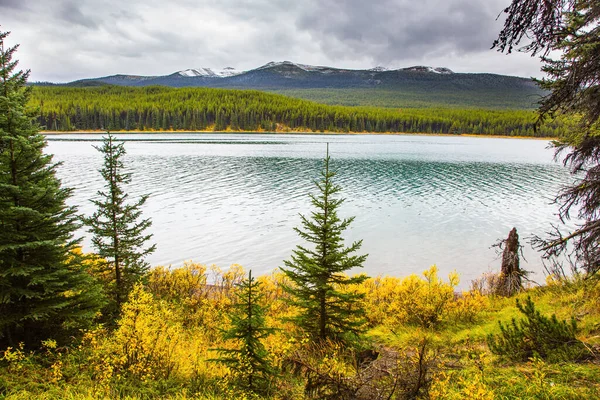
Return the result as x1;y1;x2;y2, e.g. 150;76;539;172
30;86;565;137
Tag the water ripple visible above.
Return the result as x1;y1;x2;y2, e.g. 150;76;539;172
46;133;574;288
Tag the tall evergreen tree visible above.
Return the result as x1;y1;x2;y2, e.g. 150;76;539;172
0;30;104;347
213;270;275;396
281;145;368;344
494;0;600;274
83;134;155;314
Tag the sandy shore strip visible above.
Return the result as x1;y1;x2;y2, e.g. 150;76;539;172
41;130;556;140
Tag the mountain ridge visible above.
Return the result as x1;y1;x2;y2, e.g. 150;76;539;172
46;60;534;89
35;61;545;110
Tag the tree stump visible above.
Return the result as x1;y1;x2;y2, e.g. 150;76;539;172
498;227;524;296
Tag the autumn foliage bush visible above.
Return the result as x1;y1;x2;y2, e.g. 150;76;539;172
3;262;595;399
80;264;247;392
84;285;186;383
356;266;487;329
76;264;492;394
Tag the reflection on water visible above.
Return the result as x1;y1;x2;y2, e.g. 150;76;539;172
45;133;574;288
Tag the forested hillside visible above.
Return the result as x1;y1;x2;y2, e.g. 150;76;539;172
270;87;544;109
31;86;563;136
50;61;545;110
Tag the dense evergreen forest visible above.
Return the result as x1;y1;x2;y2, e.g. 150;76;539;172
270;86;545;109
30;86;564;137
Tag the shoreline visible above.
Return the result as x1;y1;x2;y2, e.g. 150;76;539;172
41;130;555;141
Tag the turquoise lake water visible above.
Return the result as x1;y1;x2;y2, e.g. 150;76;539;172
45;133;576;288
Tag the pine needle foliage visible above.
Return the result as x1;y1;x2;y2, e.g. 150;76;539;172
281;145;368;344
30;85;566;137
83;134;155;315
487;296;589;362
0;30;104;347
213;270;276;396
495;0;600;274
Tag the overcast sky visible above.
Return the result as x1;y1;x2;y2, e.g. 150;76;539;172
1;0;544;83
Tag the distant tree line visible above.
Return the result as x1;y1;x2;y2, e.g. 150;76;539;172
30;86;565;137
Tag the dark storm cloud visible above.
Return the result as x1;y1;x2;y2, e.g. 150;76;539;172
0;0;542;82
0;0;28;10
57;1;99;29
295;0;507;64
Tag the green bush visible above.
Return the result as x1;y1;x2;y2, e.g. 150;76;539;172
487;296;589;362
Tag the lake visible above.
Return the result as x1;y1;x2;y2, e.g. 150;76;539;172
45;133;575;288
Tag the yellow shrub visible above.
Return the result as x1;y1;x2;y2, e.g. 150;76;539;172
83;284;219;385
144;263;301;376
447;290;490;324
1;342;26;372
80;264;268;390
255;270;302;362
146;262;245;305
91;285;183;381
50;359;63;383
360;265;460;328
429;372;495;400
147;262;208;304
354;275;401;326
256;269;292;309
146;262;241;338
70;246;112;288
209;263;245;295
429;372;453;398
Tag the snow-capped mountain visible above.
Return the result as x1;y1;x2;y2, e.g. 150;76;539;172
175;62;455;79
177;67;242;78
255;61;341;73
62;61;539;105
402;66;454;74
369;66;389;72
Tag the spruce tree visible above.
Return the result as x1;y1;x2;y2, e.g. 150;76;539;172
487;296;588;362
494;0;600;274
83;134;155;315
0;30;104;347
214;270;275;396
281;145;368;344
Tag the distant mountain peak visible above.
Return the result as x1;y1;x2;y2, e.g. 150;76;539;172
177;67;243;78
255;62;454;75
257;61;294;69
56;63;541;111
256;61;340;73
433;67;454;74
369;66;389;72
403;66;454;74
174;62;455;78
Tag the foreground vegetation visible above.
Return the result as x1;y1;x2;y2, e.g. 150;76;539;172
1;263;599;399
30;86;565;137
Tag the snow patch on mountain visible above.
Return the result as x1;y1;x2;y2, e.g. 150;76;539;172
256;61;340;73
256;61;293;70
403;66;454;74
256;62;454;75
178;67;242;78
176;63;454;78
433;67;454;74
369;66;389;72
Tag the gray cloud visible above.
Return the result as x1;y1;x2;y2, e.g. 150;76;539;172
58;1;99;29
0;0;543;82
295;0;508;65
0;0;28;10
